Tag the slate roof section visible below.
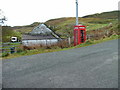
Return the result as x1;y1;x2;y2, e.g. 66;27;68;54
22;24;61;40
22;34;57;40
30;24;52;35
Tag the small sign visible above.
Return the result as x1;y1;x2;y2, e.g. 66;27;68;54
74;27;79;29
79;27;85;29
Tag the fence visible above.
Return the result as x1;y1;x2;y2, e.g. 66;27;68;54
1;42;21;56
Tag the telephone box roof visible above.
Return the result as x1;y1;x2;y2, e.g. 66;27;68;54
74;24;86;27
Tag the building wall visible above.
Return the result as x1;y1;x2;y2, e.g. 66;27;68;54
22;39;58;46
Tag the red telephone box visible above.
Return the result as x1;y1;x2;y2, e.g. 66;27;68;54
74;25;86;46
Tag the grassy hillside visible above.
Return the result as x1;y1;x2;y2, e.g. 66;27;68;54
2;26;21;42
12;22;41;34
2;10;119;42
45;19;118;38
82;10;119;19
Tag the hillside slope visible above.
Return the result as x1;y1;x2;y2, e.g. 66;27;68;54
82;10;119;19
2;10;119;42
45;10;119;38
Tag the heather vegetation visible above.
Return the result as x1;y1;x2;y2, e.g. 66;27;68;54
45;17;118;38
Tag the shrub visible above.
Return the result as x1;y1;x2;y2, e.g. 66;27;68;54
85;40;93;45
2;52;9;57
22;39;73;50
18;51;27;55
56;40;71;48
110;34;118;39
16;48;24;53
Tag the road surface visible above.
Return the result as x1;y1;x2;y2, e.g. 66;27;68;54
2;39;118;88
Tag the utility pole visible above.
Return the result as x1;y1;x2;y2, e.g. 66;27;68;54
74;0;87;46
76;0;78;25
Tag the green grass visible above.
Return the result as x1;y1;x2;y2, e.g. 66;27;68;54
86;23;109;31
45;17;117;38
2;35;119;60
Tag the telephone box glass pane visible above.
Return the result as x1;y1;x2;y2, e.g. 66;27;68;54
81;30;84;43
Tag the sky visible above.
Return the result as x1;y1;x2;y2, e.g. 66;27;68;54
1;0;119;26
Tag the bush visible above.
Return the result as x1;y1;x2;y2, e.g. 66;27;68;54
85;40;93;45
18;51;27;55
110;34;118;39
22;40;72;50
2;52;9;57
56;40;71;48
50;46;61;49
16;48;24;53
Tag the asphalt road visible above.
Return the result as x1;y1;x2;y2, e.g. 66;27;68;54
2;39;118;88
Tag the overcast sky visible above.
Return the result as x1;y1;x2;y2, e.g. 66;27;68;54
1;0;119;26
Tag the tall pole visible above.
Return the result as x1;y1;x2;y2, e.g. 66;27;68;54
76;0;78;25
